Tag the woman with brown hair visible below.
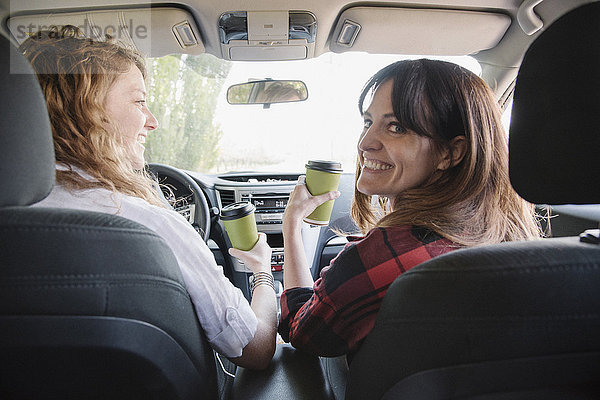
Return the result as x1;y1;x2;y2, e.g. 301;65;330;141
279;59;541;358
22;26;277;369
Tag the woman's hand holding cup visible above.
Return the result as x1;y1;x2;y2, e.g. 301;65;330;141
283;174;340;234
229;232;272;274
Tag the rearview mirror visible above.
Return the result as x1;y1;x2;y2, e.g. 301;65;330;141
227;80;308;107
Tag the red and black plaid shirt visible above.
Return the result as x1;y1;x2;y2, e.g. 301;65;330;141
279;225;460;357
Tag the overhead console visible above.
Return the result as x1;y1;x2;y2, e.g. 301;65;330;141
218;11;316;61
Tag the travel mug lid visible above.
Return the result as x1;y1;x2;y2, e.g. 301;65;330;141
305;160;343;173
220;202;256;220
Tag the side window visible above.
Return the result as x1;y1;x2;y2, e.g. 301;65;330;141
501;97;513;134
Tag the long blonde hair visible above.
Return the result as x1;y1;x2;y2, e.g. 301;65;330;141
20;25;165;207
352;59;541;246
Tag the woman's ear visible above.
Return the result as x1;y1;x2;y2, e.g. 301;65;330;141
437;135;467;170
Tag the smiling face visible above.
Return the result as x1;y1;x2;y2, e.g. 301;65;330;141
104;65;158;170
356;79;443;199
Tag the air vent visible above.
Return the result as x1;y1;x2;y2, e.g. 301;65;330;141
218;190;236;207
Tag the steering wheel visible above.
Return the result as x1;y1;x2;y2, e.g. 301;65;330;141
148;163;211;242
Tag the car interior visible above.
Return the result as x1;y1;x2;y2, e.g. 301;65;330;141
1;0;599;399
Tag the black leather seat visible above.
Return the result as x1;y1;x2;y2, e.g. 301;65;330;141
0;35;218;399
345;3;600;399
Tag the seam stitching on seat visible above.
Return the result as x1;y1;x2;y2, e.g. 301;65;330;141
0;281;189;295
406;263;600;275
381;314;600;324
2;273;181;280
0;226;160;237
103;286;109;315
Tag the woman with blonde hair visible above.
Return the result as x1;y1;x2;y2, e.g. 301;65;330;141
22;26;277;369
279;59;541;358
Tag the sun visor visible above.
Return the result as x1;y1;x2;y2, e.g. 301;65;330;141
330;7;511;55
7;6;205;57
219;11;316;61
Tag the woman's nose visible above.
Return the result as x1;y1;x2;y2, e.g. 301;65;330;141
358;127;381;152
145;108;159;131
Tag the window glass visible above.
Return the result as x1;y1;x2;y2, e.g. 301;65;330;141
501;97;514;133
145;52;481;173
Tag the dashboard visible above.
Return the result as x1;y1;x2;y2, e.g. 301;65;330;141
154;167;357;300
151;165;600;307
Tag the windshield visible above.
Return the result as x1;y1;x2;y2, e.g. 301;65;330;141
144;52;481;174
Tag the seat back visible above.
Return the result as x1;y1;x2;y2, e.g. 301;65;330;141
0;34;218;399
508;2;600;204
346;239;600;400
346;3;600;399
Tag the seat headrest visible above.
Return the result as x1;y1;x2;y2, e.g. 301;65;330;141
0;35;55;207
509;2;600;205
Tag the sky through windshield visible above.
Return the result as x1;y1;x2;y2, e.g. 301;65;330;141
213;52;480;174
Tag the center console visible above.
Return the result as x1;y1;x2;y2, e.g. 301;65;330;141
207;171;354;303
215;173;299;273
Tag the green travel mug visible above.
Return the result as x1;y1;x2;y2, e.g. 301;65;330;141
303;160;343;226
221;202;259;251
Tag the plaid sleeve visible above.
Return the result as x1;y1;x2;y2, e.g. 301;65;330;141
278;286;314;343
278;225;458;357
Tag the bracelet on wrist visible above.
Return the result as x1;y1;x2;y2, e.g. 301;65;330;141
249;271;275;296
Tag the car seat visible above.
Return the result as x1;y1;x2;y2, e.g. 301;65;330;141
345;2;600;399
0;34;218;399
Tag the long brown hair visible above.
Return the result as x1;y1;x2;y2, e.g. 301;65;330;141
352;59;541;245
19;25;165;207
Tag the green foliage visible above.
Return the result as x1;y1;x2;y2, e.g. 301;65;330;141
227;83;252;104
144;54;231;171
292;81;308;98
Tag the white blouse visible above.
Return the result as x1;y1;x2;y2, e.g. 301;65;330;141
32;168;257;358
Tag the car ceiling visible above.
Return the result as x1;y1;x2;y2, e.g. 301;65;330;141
0;0;596;102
